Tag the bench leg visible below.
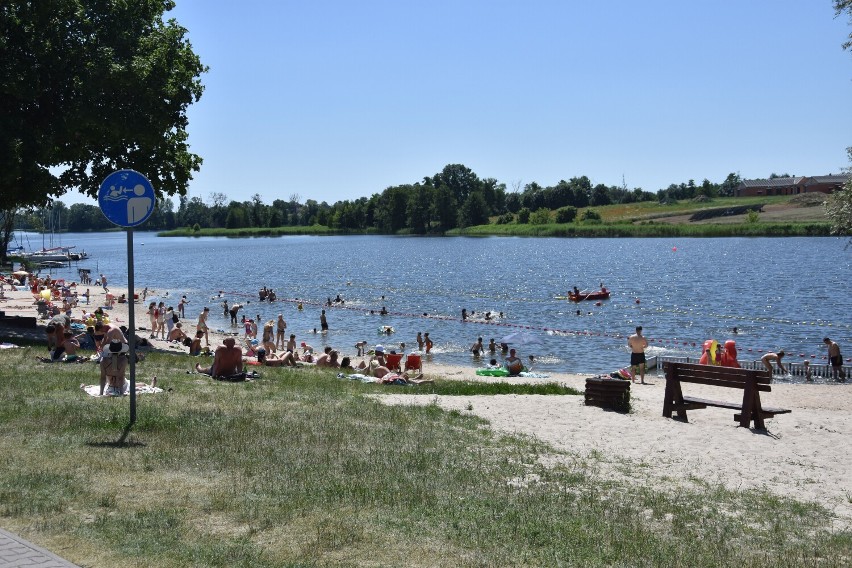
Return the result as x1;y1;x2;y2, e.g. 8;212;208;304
739;387;766;429
663;379;688;422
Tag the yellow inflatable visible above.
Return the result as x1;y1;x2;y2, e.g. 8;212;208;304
699;339;721;365
40;289;51;301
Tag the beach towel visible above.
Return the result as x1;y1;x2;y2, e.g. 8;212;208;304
337;373;378;384
205;370;260;382
81;384;164;397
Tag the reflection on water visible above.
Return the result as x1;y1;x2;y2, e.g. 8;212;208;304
21;232;852;376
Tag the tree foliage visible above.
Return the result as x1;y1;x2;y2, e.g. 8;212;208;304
826;2;851;237
836;0;852;51
0;0;206;209
824;148;852;236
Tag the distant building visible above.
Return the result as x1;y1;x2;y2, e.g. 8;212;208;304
735;175;849;197
803;174;850;195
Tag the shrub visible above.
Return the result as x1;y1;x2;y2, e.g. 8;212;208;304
554;206;578;223
192;223;201;232
517;207;531;224
495;212;514;225
746;209;760;223
530;208;552;225
580;209;602;223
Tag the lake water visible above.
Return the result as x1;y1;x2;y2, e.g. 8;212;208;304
15;232;852;377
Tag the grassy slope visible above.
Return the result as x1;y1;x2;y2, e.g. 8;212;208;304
1;348;849;567
159;196;832;238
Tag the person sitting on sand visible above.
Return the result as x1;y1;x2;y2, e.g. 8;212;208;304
761;351;787;375
263;350;299;367
44;322;66;361
196;337;243;378
189;330;204;356
98;340;156;396
99;340;129;395
168;322;188;343
371;344;387;367
90;321;126;359
62;330;81;361
505;348;523;376
315;349;340;368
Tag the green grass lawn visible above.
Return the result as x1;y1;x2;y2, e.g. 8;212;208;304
1;348;849;567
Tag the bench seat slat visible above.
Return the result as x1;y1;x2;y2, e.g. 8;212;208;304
668;376;771;391
680;396;742;410
665;363;772;384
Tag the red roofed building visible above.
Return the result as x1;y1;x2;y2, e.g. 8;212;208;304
735;175;849;197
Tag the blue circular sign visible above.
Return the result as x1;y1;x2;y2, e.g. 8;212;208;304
98;170;156;227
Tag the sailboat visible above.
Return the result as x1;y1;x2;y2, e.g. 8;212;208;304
19;205;90;263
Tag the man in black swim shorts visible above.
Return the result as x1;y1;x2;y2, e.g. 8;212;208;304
628;326;649;384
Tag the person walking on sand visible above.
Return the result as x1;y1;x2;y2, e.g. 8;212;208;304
761;351;787;375
628;326;649;384
178;295;189;318
197;306;210;346
276;314;287;350
824;338;846;381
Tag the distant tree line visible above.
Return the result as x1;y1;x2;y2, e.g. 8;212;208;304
13;164;745;235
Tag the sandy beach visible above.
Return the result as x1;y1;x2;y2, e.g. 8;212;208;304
375;367;852;527
3;281;852;526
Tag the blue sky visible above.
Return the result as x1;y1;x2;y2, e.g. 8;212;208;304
73;0;852;205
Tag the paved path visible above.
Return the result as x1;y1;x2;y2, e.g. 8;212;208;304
0;528;80;567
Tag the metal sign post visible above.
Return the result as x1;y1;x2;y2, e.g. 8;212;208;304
126;229;137;422
98;169;157;424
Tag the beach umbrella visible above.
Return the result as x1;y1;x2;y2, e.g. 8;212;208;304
498;330;543;349
13;270;28;276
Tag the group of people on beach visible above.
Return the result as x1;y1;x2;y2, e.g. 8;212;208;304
192;331;431;385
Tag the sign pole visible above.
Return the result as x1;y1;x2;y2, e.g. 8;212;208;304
98;169;156;426
127;229;137;423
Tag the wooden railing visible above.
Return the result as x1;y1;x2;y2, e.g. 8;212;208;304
652;355;848;381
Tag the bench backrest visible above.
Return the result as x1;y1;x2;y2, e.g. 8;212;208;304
664;362;772;391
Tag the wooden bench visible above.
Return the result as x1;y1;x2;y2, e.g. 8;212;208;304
584;377;630;413
662;362;791;429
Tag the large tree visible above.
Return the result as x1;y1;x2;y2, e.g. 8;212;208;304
1;0;206;256
825;148;852;236
827;2;852;237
